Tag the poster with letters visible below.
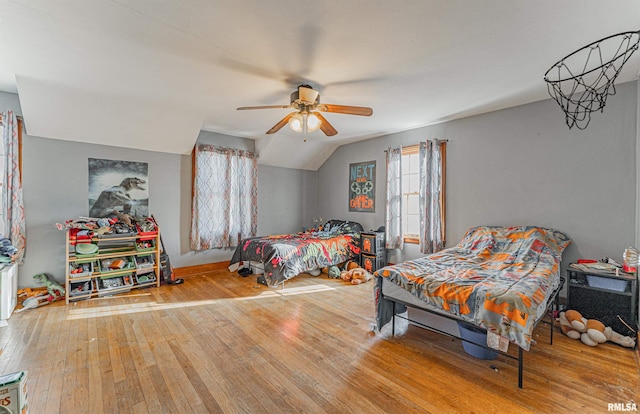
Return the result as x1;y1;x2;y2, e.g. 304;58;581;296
349;160;375;212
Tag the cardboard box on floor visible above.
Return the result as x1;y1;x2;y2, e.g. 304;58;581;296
0;371;27;413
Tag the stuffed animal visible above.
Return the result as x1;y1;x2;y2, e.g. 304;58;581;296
558;310;635;348
33;273;66;301
340;267;373;285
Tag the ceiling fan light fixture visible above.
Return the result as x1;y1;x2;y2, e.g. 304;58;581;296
288;113;303;132
306;113;321;132
288;112;322;135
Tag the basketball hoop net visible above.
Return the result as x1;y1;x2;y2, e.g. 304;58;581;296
544;31;640;130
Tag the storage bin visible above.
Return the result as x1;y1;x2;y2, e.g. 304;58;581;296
135;239;156;252
361;253;386;273
135;272;157;285
361;232;385;255
134;255;155;275
457;322;498;360
250;261;265;275
69;261;94;278
99;257;135;274
136;217;158;241
69;279;94;297
97;273;134;296
74;243;98;258
586;275;628;292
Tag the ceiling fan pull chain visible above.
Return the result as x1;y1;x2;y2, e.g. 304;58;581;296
302;113;308;142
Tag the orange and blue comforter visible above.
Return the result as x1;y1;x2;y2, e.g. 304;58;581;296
374;226;571;350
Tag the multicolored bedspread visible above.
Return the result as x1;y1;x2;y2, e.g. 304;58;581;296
230;220;363;286
374;226;571;350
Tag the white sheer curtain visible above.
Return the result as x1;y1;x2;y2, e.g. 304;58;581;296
385;146;403;250
1;111;26;262
190;144;258;250
419;140;444;254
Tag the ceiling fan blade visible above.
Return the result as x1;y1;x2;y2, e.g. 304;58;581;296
314;112;338;136
266;113;295;134
237;105;291;110
317;104;373;116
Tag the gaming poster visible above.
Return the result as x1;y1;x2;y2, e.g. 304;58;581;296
348;160;375;212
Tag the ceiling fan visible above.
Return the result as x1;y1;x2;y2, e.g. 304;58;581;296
237;85;373;139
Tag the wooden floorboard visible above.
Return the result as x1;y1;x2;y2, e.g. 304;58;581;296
1;270;638;413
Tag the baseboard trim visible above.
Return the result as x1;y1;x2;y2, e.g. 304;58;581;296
174;261;230;277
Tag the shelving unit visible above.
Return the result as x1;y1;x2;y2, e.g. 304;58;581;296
65;229;161;304
567;266;638;337
360;231;387;272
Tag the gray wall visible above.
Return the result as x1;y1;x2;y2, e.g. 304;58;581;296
0;96;316;287
318;81;638;279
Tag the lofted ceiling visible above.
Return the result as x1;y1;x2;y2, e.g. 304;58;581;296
1;1;639;170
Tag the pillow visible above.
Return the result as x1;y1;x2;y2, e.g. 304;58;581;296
322;220;363;235
323;219;346;232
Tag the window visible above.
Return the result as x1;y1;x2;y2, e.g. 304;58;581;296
190;144;258;250
387;140;447;252
401;145;420;243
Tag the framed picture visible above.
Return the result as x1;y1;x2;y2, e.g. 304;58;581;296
349;160;375;212
88;158;149;218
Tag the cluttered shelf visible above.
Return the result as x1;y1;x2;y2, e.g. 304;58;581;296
61;216;161;304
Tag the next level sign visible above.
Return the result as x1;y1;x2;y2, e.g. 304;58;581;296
349;160;376;212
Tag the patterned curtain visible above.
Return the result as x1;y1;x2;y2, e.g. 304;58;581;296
190;144;258;250
385;146;403;249
1;111;26;262
419;140;444;254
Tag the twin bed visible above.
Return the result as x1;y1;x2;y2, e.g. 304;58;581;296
374;225;571;387
229;219;363;286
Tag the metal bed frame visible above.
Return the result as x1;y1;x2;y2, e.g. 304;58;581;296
385;277;565;388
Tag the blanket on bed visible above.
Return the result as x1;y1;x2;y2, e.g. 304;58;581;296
374;226;571;350
230;220;363;286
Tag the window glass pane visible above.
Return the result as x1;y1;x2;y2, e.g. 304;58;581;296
409;173;420;193
406;214;419;236
401;154;410;172
407;194;419;215
401;173;409;194
409;153;419;174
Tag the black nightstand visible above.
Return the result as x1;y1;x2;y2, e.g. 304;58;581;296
360;231;387;272
567;266;638;337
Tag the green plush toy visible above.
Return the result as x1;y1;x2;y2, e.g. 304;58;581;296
33;273;65;300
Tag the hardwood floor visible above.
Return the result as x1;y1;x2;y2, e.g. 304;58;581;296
1;270;638;413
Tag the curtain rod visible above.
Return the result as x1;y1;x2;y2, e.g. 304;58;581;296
0;114;24;123
383;139;449;152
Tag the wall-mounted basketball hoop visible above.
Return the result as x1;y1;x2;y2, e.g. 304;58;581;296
544;31;640;130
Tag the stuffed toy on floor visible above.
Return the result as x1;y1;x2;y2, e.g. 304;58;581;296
340;266;373;285
558;310;635;348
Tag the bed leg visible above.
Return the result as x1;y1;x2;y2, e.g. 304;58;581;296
550;292;559;345
550;308;554;345
391;302;396;336
518;347;524;389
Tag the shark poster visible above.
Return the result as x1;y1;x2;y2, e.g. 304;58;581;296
88;158;149;218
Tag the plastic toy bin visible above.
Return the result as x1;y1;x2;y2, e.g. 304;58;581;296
69;261;94;278
586;275;628;292
457;322;498;360
99;257;135;274
97;274;134;296
135;239;156;252
69;279;94;297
